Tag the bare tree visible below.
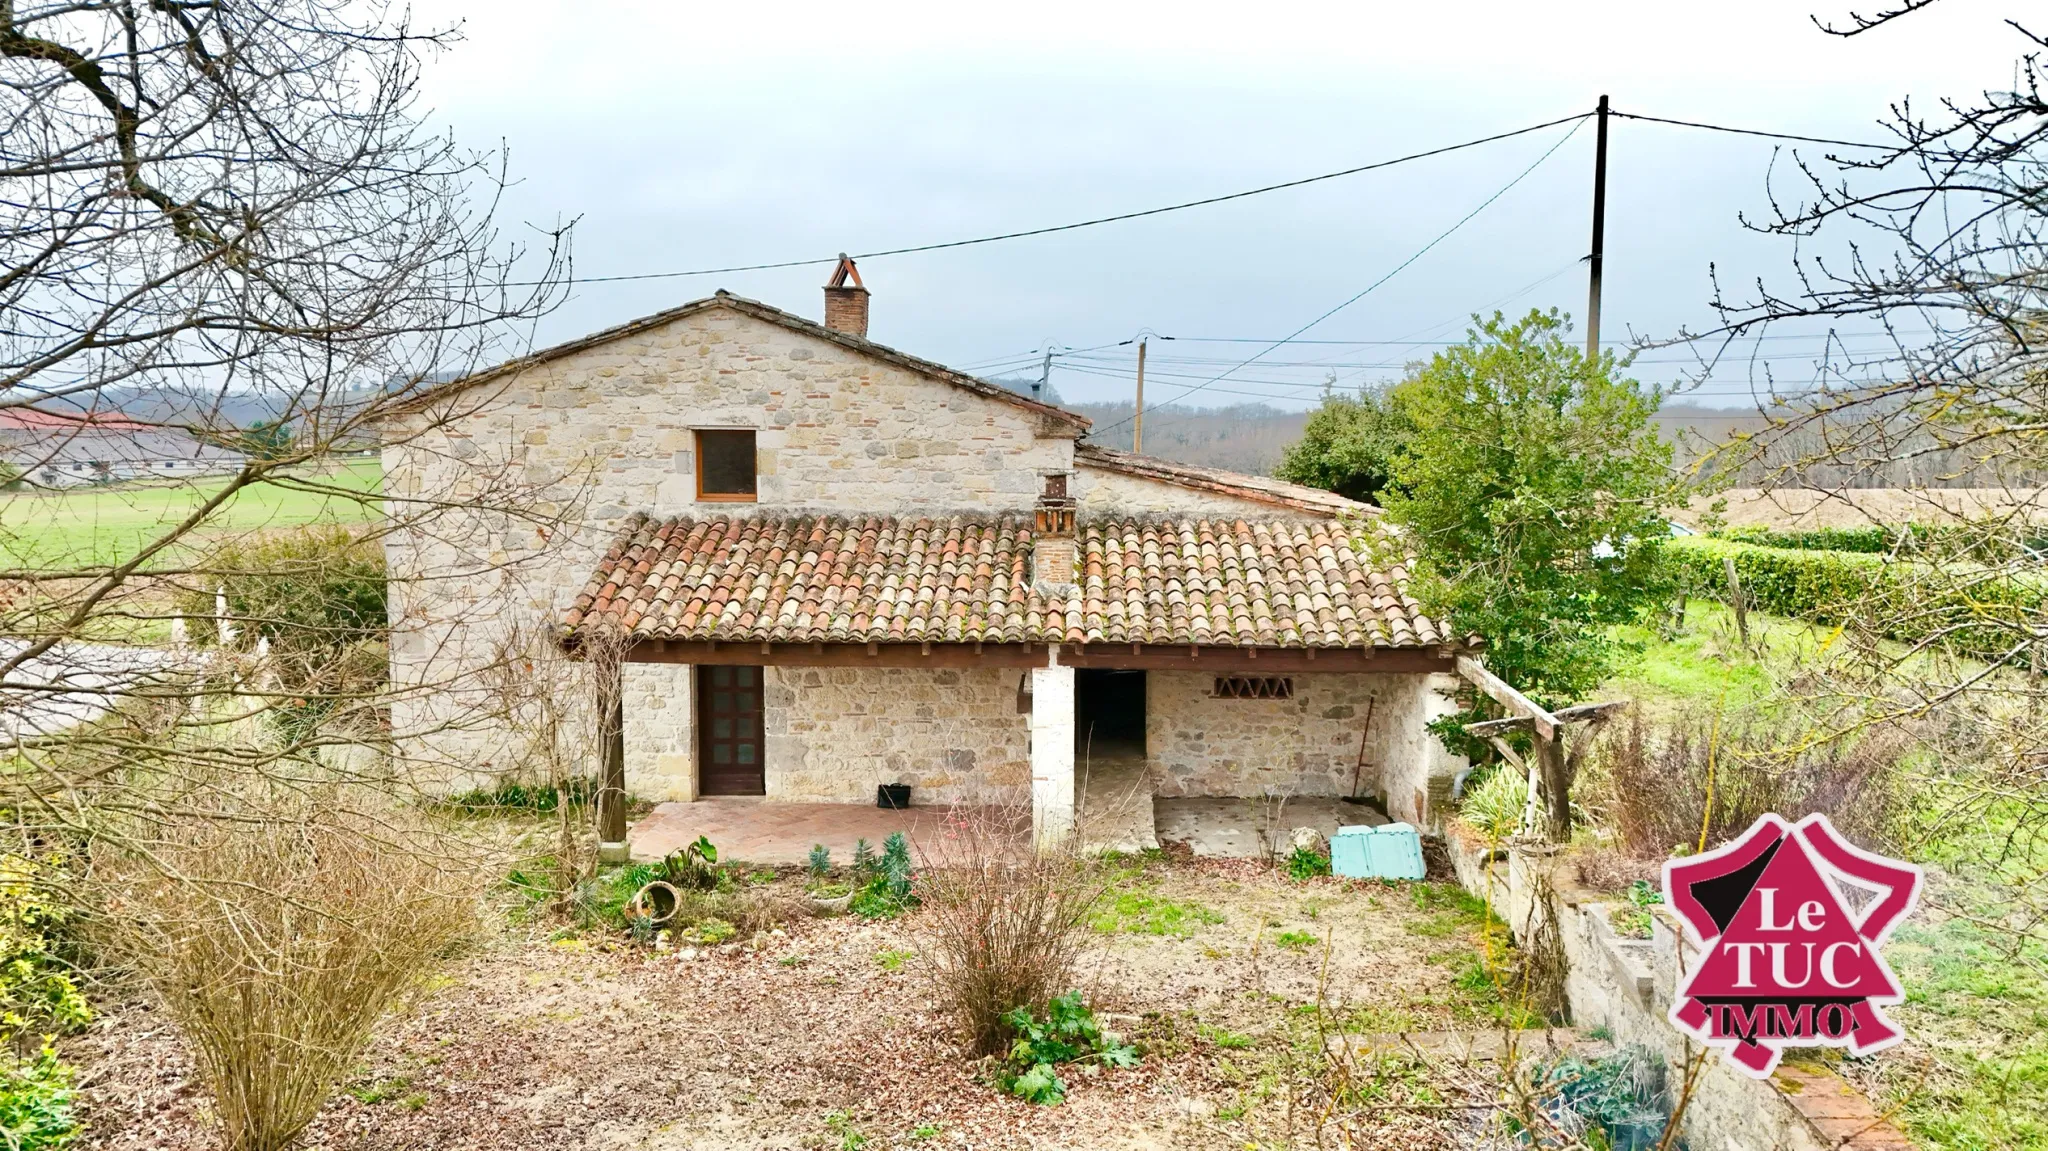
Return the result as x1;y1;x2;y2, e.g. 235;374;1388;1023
0;0;578;831
1684;3;2048;939
0;2;584;1138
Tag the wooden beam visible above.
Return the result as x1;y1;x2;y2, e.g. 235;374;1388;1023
618;639;1454;674
1483;734;1526;772
1555;700;1630;724
1465;714;1533;738
1464;699;1628;738
1455;655;1558;740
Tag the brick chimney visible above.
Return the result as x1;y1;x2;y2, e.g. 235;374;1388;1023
823;253;869;337
1032;471;1078;593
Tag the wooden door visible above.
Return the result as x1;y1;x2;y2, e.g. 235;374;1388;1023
698;665;765;795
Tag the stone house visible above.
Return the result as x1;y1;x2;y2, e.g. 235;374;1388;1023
381;260;1468;852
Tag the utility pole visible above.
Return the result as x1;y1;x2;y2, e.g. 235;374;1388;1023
1035;348;1052;401
1132;338;1148;455
1585;94;1610;362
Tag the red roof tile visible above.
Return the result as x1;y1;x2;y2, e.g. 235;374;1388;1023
565;513;1444;650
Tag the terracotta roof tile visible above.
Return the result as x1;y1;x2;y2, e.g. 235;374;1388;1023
564;513;1444;650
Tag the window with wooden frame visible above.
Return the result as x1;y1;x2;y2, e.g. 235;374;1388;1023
1212;676;1293;700
695;429;757;501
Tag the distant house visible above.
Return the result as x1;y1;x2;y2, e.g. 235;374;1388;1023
0;409;245;488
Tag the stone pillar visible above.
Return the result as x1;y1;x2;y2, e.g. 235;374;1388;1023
1030;659;1076;851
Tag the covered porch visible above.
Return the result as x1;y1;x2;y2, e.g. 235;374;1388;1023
561;499;1465;860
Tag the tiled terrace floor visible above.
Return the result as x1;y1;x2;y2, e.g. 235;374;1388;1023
629;789;1385;865
628;800;1025;865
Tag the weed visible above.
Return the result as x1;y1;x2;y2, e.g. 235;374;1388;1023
0;1047;78;1150
910;1122;942;1140
1198;1023;1254;1049
347;1075;412;1104
1530;1045;1670;1150
823;1110;867;1150
876;948;912;973
998;991;1139;1105
849;832;916;919
1274;930;1317;951
399;1093;428;1112
778;953;807;968
1284;846;1330;881
685;917;735;945
1091;889;1224;937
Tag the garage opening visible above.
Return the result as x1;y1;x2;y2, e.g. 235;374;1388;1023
1076;668;1146;756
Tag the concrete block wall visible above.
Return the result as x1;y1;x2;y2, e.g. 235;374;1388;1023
1443;826;1913;1151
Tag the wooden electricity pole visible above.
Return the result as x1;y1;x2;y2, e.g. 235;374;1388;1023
1585;94;1610;361
1132;338;1148;455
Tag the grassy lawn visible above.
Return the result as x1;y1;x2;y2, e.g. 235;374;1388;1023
0;457;381;569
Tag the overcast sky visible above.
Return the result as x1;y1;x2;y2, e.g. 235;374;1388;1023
408;0;2025;410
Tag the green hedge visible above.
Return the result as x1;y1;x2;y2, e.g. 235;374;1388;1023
1718;523;2048;562
1667;536;2041;654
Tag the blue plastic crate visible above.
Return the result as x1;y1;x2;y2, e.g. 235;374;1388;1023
1329;823;1425;880
1329;825;1374;877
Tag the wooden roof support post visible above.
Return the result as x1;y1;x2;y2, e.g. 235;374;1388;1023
1454;654;1624;843
595;650;629;863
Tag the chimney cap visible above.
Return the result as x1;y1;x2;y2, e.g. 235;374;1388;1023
826;254;865;292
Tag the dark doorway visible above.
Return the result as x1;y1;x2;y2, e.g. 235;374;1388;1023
1077;668;1146;753
698;665;765;795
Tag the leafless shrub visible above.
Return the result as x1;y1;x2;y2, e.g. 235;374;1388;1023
1585;709;1911;857
909;806;1104;1058
90;794;481;1151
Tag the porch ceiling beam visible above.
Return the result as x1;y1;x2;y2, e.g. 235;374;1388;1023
612;639;1454;673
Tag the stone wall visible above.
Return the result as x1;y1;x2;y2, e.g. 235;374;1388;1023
1074;463;1301;516
766;665;1032;804
1143;671;1464;819
383;301;1077;783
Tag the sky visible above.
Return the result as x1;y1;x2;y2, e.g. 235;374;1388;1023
406;0;2026;411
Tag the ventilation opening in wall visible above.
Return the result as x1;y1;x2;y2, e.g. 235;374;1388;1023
1212;676;1293;700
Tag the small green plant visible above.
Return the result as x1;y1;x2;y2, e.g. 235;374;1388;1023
1284;845;1330;881
1458;766;1529;841
807;843;832;878
849;832;916;919
997;991;1139;1106
1197;1024;1253;1049
1608;879;1664;940
659;835;724;891
778;953;807;968
0;1046;79;1150
686;917;736;945
347;1074;412;1105
876;948;912;972
851;838;875;873
1274;930;1318;951
1531;1045;1671;1150
1089;889;1224;937
910;1122;942;1140
823;1110;867;1150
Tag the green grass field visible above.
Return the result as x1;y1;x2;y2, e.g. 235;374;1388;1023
0;458;381;569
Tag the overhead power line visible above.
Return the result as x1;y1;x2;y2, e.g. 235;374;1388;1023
1608;110;1898;151
1095;116;1589;439
510;112;1592;287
